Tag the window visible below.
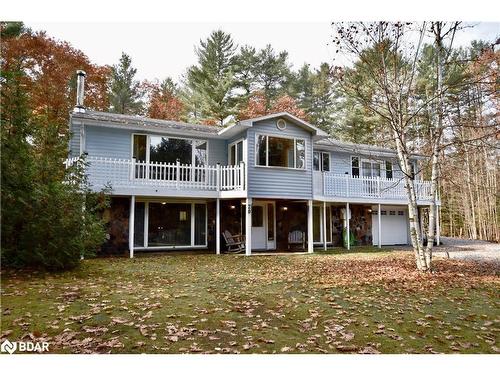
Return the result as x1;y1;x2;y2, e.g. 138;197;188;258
313;152;330;172
256;135;306;169
194;141;207;166
389;210;396;215
194;204;206;245
133;135;147;162
252;205;263;227
267;204;275;241
150;136;192;164
132;135;208;166
381;210;387;215
385;161;393;179
134;202;145;247
411;162;417;180
351;156;359;177
398;211;404;216
362;160;381;177
148;203;192;247
229;140;243;165
136;202;207;248
313;206;321;242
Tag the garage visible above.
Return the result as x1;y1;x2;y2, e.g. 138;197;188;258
372;206;408;245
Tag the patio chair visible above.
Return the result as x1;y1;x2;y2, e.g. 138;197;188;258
288;230;306;250
222;230;245;253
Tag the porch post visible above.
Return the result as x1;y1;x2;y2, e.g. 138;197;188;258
129;195;135;258
245;197;252;256
346;202;350;250
323;201;327;250
307;200;314;253
436;205;441;246
216;198;221;255
419;207;424;241
378;203;382;248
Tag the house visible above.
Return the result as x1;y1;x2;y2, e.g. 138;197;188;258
68;71;440;257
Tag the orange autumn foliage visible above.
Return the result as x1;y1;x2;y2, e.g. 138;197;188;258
145;82;185;121
1;29;110;131
238;92;308;121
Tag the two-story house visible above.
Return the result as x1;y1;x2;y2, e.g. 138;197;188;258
68;71;438;257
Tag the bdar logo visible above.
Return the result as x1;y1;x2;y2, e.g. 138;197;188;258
1;339;17;354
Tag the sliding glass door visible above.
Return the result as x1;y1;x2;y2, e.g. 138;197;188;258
148;203;192;247
134;201;207;249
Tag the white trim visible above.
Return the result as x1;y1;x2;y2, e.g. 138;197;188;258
346;202;350;250
360;158;383;178
228;138;244;165
378;203;382;248
307;200;314;253
133;199;208;249
144;201;149;248
134;245;208;251
245;197;252;256
254;132;307;170
323;201;327;250
216;198;220;255
190;202;195;246
313;151;330;172
236;112;328;137
129;195;135;258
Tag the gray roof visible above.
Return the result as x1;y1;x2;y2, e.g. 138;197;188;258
71;110;223;134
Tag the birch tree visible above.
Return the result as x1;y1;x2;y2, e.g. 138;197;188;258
331;22;454;271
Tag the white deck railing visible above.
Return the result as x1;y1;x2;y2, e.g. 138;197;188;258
65;156;245;192
316;172;433;201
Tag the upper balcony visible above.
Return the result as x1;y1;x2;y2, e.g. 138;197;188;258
65;156;246;198
313;171;435;205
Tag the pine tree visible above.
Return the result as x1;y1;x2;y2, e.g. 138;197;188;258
1;23;108;270
254;45;292;109
109;52;144;115
186;30;239;125
234;45;259;97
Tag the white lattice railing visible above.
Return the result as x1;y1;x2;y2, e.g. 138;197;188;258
65;156;245;192
320;172;433;201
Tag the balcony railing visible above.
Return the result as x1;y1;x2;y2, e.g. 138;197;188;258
65;156;245;192
314;172;433;201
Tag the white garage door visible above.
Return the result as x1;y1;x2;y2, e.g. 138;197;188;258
372;207;408;245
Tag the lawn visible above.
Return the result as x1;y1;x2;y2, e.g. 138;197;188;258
1;249;499;354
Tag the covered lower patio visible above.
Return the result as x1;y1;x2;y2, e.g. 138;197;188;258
214;199;378;255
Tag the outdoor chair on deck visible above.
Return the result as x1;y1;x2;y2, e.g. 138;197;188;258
222;230;245;253
288;230;306;250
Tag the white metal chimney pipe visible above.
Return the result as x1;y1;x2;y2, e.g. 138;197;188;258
74;70;86;113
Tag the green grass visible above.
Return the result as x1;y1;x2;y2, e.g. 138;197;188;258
1;250;498;354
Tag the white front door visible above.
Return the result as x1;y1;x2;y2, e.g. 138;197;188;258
251;203;266;249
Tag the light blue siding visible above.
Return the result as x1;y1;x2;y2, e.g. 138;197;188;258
85;126;131;159
316;150;405;179
68;122;81;157
208;138;228;165
247;118;313;199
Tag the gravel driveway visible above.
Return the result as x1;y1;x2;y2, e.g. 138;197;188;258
433;236;500;262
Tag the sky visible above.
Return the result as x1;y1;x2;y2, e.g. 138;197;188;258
27;22;500;83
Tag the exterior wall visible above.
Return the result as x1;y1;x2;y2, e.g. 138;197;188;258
68;121;81;158
82;123;228;165
246;118;313;199
315;150;405;179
